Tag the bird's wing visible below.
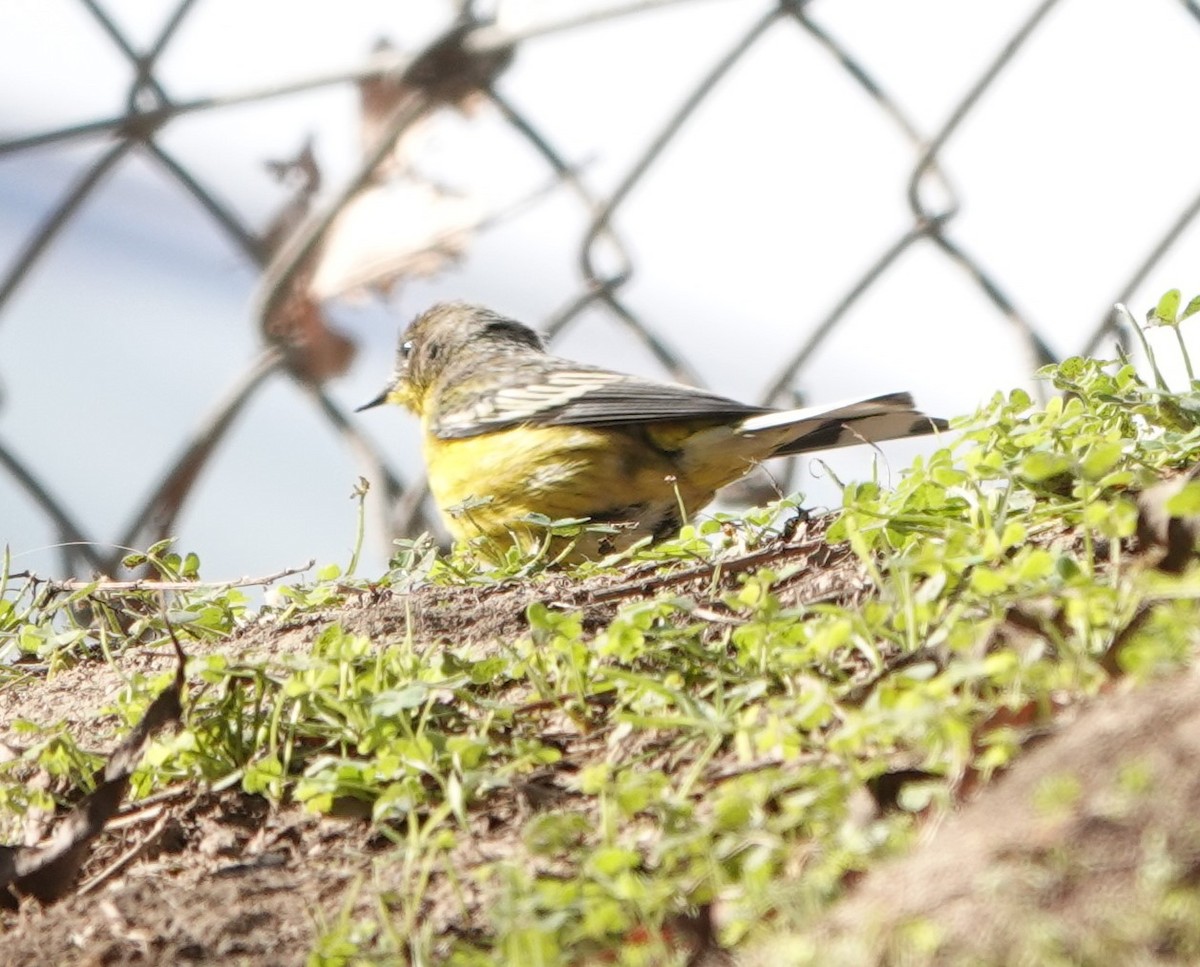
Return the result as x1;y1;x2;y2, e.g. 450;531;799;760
431;365;767;439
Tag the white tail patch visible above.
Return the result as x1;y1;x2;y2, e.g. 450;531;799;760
736;392;943;456
737;393;915;435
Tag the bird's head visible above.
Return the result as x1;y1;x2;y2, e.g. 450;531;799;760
357;302;545;415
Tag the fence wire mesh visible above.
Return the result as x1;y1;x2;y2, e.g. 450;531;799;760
3;0;1200;579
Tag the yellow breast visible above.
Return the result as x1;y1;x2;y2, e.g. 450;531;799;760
421;417;774;559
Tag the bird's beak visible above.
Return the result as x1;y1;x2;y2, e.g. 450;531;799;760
355;387;391;412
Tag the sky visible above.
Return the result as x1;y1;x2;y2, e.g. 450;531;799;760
2;0;1200;583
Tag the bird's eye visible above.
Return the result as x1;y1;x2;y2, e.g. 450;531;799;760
400;340;414;359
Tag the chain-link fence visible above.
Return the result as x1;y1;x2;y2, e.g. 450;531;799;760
3;0;1200;580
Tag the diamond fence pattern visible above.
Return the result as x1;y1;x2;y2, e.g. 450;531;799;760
3;0;1200;578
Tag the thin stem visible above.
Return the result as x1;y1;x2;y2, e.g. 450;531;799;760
1118;304;1169;392
1172;326;1196;384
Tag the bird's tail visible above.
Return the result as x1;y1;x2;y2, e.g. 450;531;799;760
738;392;948;456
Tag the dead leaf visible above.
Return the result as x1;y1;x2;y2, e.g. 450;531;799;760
260;138;322;259
359;31;512;155
309;181;482;301
0;637;186;908
1136;465;1200;573
260;29;514;371
263;282;357;383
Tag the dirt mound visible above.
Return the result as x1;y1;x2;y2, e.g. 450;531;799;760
752;666;1200;965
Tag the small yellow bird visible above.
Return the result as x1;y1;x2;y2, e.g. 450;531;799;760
359;302;946;560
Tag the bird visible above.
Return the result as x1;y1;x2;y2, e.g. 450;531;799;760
358;302;947;561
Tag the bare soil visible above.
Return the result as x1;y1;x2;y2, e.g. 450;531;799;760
3;523;1198;966
780;664;1200;965
0;528;866;966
